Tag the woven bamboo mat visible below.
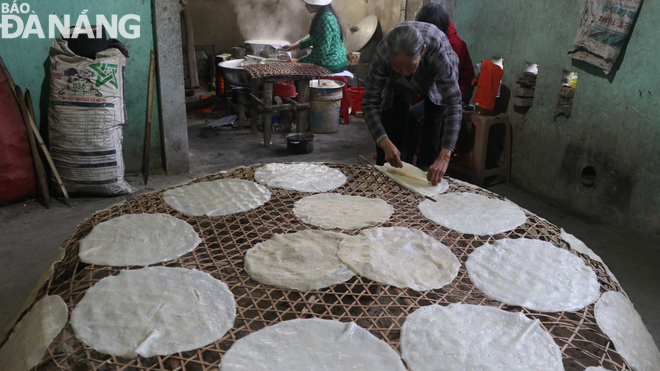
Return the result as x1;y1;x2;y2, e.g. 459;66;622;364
18;164;628;371
242;63;330;79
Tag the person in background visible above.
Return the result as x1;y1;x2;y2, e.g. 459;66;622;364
362;22;462;186
416;3;473;101
403;3;474;166
283;0;348;73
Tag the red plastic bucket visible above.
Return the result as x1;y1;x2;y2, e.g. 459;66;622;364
347;87;364;114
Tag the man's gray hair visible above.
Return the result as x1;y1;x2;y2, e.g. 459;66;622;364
386;25;424;57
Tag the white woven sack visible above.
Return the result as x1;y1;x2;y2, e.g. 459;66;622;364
48;39;133;195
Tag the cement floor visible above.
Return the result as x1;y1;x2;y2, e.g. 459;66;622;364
1;117;658;350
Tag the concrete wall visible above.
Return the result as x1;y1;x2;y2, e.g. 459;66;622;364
454;0;660;236
429;0;456;19
0;0;158;172
189;0;408;54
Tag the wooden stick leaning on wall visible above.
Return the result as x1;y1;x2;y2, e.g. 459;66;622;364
15;86;50;208
24;90;71;206
143;50;156;185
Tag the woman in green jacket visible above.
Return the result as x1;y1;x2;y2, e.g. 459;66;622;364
283;0;348;73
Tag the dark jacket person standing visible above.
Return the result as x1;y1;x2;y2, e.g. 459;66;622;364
362;22;462;185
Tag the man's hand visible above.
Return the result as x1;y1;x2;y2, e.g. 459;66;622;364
288;58;299;64
427;148;452;185
380;137;403;168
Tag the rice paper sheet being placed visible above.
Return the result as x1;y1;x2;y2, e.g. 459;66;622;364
293;193;393;230
400;304;564;371
0;296;68;371
78;213;202;266
419;192;528;235
466;238;601;312
375;162;449;197
219;318;406;371
337;227;460;291
594;291;660;371
254;163;347;193
245;230;354;290
163;178;271;217
70;267;236;358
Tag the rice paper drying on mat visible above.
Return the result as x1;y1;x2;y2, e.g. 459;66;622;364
337;227;459;291
561;228;620;285
0;296;68;371
293;193;393;230
400;304;564;371
79;213;202;266
466;238;601;312
245;230;354;290
419;192;527;235
595;291;660;371
375;162;449;197
70;267;235;358
163;178;271;217
219;318;406;371
254;163;347;192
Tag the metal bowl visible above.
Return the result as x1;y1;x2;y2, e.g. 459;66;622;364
218;59;252;87
309;79;345;101
218;58;288;87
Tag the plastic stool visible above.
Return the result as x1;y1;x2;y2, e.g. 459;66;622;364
323;76;349;125
465;113;511;186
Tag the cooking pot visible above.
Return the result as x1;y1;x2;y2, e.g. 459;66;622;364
287;133;314;154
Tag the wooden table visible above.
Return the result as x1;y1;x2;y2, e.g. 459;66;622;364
248;77;311;146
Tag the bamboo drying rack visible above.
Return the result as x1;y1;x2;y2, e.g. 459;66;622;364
11;164;629;371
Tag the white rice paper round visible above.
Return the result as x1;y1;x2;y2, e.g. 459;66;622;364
245;230;354;290
219;318;406;371
419;192;527;235
466;238;601;312
561;228;620;285
79;213;202;266
337;227;459;291
293;193;393;230
0;296;68;371
71;267;236;358
163;178;271;217
254;163;347;192
595;291;660;371
401;304;564;371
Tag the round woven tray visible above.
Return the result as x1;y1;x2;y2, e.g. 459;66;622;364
19;164;628;370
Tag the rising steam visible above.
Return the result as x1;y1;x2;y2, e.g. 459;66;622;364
228;0;310;43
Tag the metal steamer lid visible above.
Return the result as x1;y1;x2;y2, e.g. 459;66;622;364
244;40;289;46
309;79;346;89
345;15;379;53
